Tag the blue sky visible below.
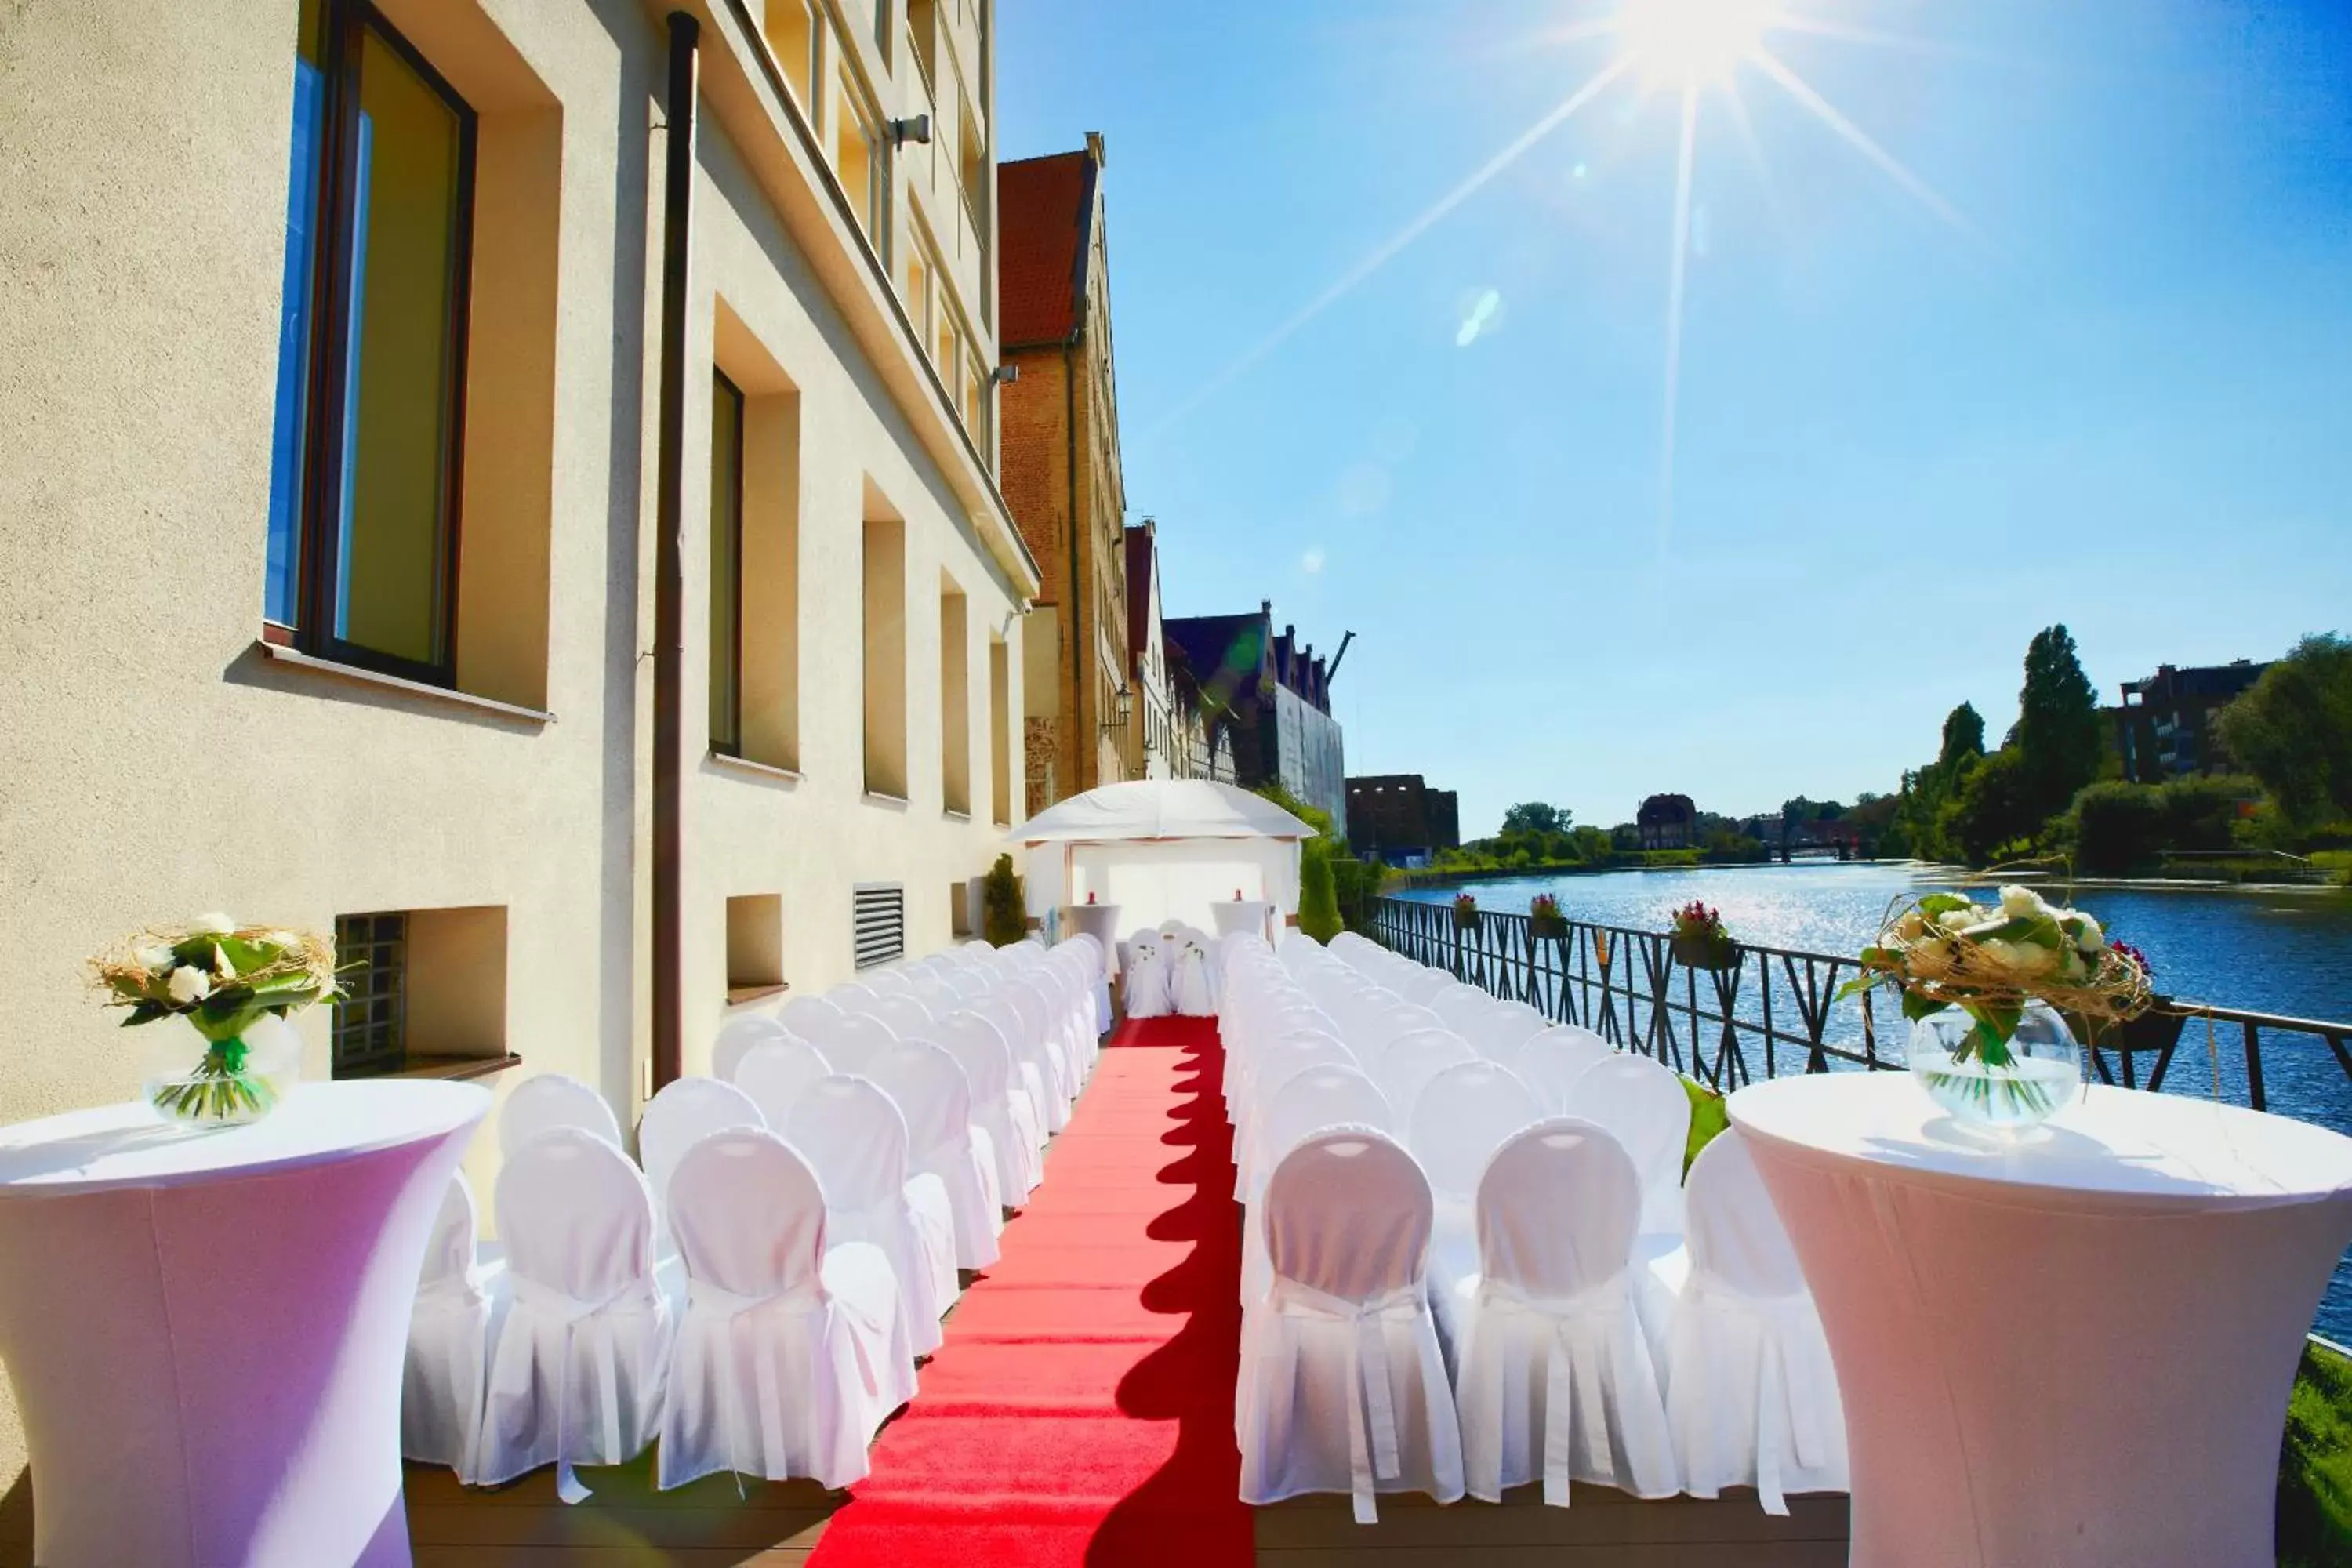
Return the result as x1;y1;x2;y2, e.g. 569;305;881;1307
994;0;2352;837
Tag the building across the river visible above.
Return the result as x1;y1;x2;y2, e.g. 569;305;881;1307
1164;601;1348;837
1346;775;1459;865
2113;659;2271;782
1638;793;1699;850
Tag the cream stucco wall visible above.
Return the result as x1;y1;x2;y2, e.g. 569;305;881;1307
0;0;1027;1505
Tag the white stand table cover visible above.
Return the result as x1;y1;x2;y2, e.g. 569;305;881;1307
0;1080;491;1567
1730;1074;2352;1568
1211;900;1274;945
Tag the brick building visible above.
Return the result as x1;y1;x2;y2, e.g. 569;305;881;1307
1165;601;1348;837
1638;793;1698;850
998;135;1128;815
1345;775;1459;864
2114;659;2272;782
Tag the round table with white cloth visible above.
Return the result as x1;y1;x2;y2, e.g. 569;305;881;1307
1210;899;1274;945
0;1080;491;1567
1730;1073;2352;1568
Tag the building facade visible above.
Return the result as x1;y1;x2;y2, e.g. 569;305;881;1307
1123;520;1177;779
1638;793;1699;850
997;136;1129;815
0;0;1038;1483
2114;660;2271;782
1165;602;1348;836
1345;775;1461;864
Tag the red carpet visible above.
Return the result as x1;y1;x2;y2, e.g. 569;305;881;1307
807;1015;1253;1567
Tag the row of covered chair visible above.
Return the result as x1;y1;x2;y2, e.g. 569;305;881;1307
402;934;1111;1498
1221;930;1846;1523
1123;921;1218;1018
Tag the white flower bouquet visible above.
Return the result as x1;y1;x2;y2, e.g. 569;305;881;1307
90;915;341;1123
1841;884;2153;1069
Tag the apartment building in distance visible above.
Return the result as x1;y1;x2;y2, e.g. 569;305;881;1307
2113;659;2273;782
1165;602;1349;837
1123;519;1178;779
0;0;1037;1485
997;135;1131;814
1346;775;1461;866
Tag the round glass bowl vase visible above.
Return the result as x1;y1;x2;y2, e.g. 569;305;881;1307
143;1013;301;1128
1907;1000;2083;1137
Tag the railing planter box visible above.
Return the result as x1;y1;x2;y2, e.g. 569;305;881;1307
1452;906;1483;933
2063;999;2188;1056
1670;931;1740;971
1529;913;1570;942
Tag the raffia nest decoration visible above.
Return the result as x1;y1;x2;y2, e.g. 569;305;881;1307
1841;885;2153;1055
89;915;341;1044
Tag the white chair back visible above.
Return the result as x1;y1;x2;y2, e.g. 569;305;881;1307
1475;1117;1642;1296
419;1168;479;1289
1252;1030;1356;1105
780;993;848;1038
800;1011;900;1078
1569;1054;1692;1235
637;1076;765;1221
1406;1060;1545;1207
666;1129;826;1296
1508;1026;1614;1113
864;1038;971;1169
934;1011;1014;1105
499;1073;622;1157
1682;1130;1807;1298
862;968;914;996
1265;1127;1433;1302
713;1014;789;1083
873;993;938;1039
1469;1003;1551;1059
495;1127;658;1297
1371;1029;1479;1120
734;1037;834;1126
1431;988;1499;1037
784;1075;913;1214
1249;1065;1392;1200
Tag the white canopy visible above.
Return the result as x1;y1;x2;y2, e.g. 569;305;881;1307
1012;781;1316;952
1014;780;1317;845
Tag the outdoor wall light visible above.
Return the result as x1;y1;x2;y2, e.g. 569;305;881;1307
989;364;1021;386
889;114;933;146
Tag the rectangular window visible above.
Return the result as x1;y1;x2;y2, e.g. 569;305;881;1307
862;511;908;797
725;893;784;1001
835;71;884;245
266;0;475;686
907;0;938;90
710;371;745;754
765;0;819;122
332;906;508;1078
940;579;970;815
989;633;1011;825
957;96;986;231
853;884;906;969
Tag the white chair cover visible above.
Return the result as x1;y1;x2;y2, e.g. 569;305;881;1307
862;968;914;996
1238;1067;1396;1302
1431;988;1501;1040
1406;1060;1545;1276
800;1011;901;1080
936;1008;1044;1200
1508;1027;1615;1114
1173;935;1219;1017
499;1073;622;1157
1371;1029;1480;1122
1238;1127;1465;1523
873;993;938;1041
734;1036;835;1126
1124;930;1174;1019
1445;1118;1678;1507
1660;1131;1847;1514
404;1170;497;1481
637;1077;766;1243
979;992;1065;1136
785;1076;957;1356
866;1037;1004;1269
657;1131;913;1490
479;1130;673;1500
1468;1003;1551;1060
1004;975;1079;1106
713;1014;790;1084
780;993;848;1039
1571;1054;1693;1236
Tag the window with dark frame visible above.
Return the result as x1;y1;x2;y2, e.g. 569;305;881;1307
332;912;408;1078
710;371;746;755
264;0;477;688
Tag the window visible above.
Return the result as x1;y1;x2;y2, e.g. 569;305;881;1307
710;371;745;754
764;0;819;122
904;241;934;344
906;0;938;91
267;0;477;687
835;70;884;245
989;634;1011;825
940;578;970;815
725;894;784;1002
862;506;908;797
957;96;986;231
331;906;508;1077
854;884;906;969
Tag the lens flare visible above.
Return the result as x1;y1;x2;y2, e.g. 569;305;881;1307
1617;0;1776;85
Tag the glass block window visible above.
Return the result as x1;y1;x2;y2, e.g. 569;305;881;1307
332;911;408;1077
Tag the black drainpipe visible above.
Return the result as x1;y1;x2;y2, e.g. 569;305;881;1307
651;9;699;1092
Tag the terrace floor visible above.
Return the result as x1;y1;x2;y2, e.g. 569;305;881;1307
400;1459;1849;1566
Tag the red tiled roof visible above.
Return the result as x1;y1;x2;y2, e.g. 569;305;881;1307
997;151;1092;347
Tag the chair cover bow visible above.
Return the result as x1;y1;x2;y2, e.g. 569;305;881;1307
1269;1278;1425;1523
1475;1275;1642;1507
499;1273;664;1503
1682;1276;1832;1515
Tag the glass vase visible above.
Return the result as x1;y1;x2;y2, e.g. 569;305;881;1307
143;1014;300;1128
1906;1000;2083;1137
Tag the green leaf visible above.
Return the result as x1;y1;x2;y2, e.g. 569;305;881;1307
1961;1000;2024;1064
1901;988;1944;1023
215;935;274;975
1919;893;1973;918
118;1000;171;1027
1834;974;1876;1002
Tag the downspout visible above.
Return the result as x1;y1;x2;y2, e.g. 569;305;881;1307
651;10;699;1092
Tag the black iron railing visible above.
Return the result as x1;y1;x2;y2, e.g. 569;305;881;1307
1370;895;2352;1122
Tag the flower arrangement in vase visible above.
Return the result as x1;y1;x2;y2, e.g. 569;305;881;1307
2059;941;2184;1059
1528;893;1569;940
1842;885;2151;1134
90;916;341;1126
1451;893;1481;932
1668;901;1737;970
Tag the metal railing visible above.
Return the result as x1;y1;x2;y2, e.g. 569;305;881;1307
1370;895;2352;1123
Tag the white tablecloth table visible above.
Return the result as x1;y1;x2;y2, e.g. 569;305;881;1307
1060;901;1121;964
0;1080;491;1567
1730;1074;2352;1568
1210;898;1273;945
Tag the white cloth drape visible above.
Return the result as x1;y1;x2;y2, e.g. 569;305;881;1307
784;1077;956;1357
402;1171;499;1481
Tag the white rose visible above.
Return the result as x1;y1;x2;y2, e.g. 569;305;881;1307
1999;885;2042;919
166;965;212;1005
1936;907;1980;932
135;943;176;975
2074;916;2105;953
189;912;236;936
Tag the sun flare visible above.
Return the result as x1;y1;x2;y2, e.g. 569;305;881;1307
1617;0;1777;85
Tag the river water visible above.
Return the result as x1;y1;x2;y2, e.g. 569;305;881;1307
1394;862;2352;1335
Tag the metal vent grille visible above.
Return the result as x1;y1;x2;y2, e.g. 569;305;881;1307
853;884;906;970
332;912;408;1078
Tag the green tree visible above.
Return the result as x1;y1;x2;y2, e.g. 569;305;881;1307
2013;625;2103;818
981;853;1027;946
1298;846;1342;942
1944;749;2041;865
1937;701;1987;773
2216;633;2352;831
1501;801;1570;836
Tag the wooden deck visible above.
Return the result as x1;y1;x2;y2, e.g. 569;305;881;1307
391;1458;1848;1567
